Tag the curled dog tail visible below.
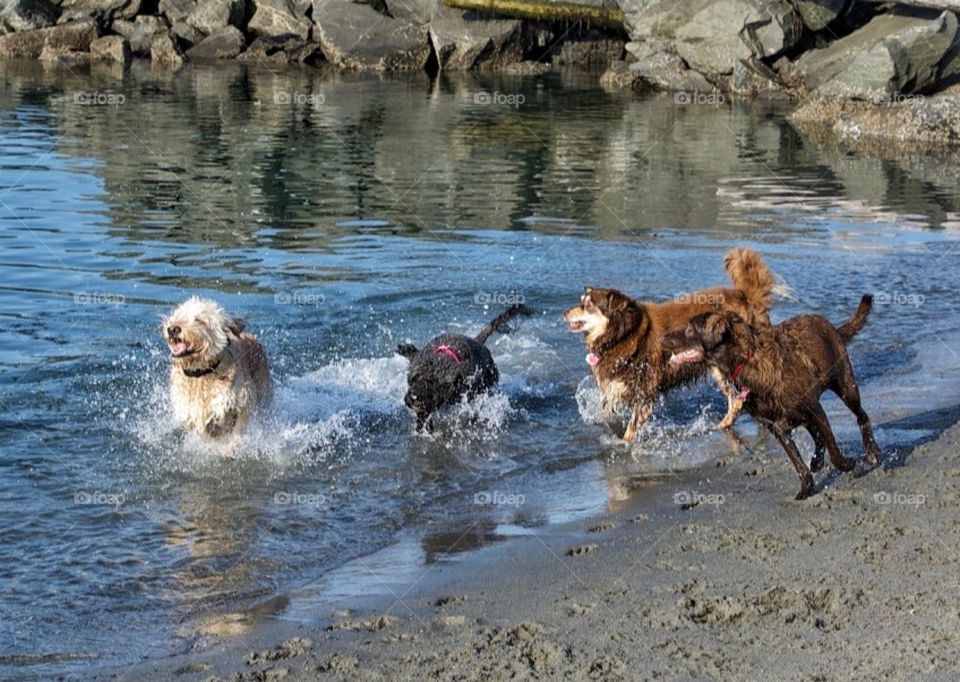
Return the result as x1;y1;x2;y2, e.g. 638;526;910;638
838;295;873;343
475;304;534;345
725;247;775;319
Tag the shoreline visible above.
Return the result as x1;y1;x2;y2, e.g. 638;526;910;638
101;410;960;680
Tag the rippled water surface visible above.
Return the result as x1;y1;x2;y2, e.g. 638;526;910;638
2;62;960;678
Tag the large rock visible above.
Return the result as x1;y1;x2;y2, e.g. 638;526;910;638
0;17;97;58
57;0;139;25
731;57;790;98
622;0;801;77
187;0;245;35
790;0;844;32
553;38;623;67
428;7;522;71
186;24;244;57
237;33;320;62
791;11;960;100
113;14;168;53
158;0;195;22
384;0;435;25
0;0;59;34
313;0;429;71
248;0;309;38
629;50;714;92
150;30;185;67
90;33;130;60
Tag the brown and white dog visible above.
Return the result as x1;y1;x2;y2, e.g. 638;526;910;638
162;297;272;450
563;248;775;442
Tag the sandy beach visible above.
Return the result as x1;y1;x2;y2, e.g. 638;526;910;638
105;413;960;681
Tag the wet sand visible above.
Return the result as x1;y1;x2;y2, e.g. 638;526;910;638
110;416;960;681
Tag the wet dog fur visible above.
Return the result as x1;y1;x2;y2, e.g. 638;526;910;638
163;297;272;450
397;304;533;431
662;295;881;499
563;248;775;442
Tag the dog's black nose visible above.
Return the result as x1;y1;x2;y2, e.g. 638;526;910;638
167;325;181;338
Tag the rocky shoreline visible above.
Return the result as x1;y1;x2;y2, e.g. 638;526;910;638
0;0;959;143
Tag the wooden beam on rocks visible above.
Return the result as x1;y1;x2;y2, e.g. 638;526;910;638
444;0;626;33
860;0;960;11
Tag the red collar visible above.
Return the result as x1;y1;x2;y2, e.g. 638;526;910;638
433;344;461;363
729;351;752;382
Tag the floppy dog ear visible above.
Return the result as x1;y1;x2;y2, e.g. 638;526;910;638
228;317;246;336
396;343;418;359
700;314;730;350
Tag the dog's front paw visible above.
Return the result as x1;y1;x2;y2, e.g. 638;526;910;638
205;411;238;439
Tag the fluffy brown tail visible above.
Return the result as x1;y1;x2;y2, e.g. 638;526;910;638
725;248;775;320
838;295;873;343
475;304;534;345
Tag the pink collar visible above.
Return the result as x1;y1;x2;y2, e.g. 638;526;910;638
729;351;753;382
433;344;461;363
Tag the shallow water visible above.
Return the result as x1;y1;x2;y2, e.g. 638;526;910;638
1;61;959;678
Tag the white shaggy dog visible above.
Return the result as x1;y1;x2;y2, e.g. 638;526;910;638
162;297;272;449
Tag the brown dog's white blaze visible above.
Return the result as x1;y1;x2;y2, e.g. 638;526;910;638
562;289;608;342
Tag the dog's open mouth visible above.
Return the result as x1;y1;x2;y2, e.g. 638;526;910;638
669;349;703;364
169;341;195;358
567;320;585;332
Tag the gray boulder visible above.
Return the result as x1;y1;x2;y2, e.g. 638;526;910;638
237;33;320;62
187;0;246;35
113;14;168;52
57;0;139;25
248;0;309;38
622;0;801;77
791;11;960;100
313;0;429;71
158;0;195;22
790;0;844;32
553;38;623;67
171;19;203;46
186;24;245;57
0;17;97;58
731;58;790;98
150;30;185;67
90;33;130;60
428;7;522;71
0;0;59;34
385;0;435;25
630;50;714;92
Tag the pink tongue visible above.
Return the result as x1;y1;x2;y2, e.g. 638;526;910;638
670;349;702;364
173;342;190;355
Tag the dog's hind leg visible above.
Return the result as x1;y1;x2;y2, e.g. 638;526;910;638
770;421;815;500
832;365;881;466
805;403;855;473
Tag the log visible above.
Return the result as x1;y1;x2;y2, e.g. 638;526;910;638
861;0;960;10
443;0;625;32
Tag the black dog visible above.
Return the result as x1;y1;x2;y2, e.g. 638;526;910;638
397;304;533;431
